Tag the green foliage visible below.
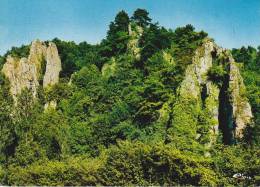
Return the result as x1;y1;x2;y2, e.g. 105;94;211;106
207;64;227;87
139;23;173;62
0;8;259;186
232;46;257;66
170;24;208;76
34;110;69;159
0;165;6;184
52;38;100;78
68;122;93;155
8;143;258;186
7;156;104;186
0;56;5;70
167;99;205;153
5;44;30;58
212;144;260;185
101;10;130;58
10;139;46;167
100;141;219;186
6;141;221;186
131;8;152;27
44;82;72;103
0;74;15;163
110;10;130;33
71;65;104;91
232;46;260;145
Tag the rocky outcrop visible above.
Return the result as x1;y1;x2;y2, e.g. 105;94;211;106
43;42;62;109
27;40;47;78
43;42;62;88
2;40;61;108
127;23;143;60
205;82;220;137
229;61;253;138
2;56;39;101
179;40;221;97
178;39;253;143
179;39;221;142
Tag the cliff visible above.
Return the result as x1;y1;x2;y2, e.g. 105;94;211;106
1;38;253;141
2;40;61;108
177;39;253;142
2;56;39;100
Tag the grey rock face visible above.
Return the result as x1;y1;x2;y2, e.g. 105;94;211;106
43;42;62;88
2;56;39;102
180;40;220;97
28;40;47;78
179;39;221;143
178;39;253;141
2;40;61;109
229;61;253;137
43;42;62;109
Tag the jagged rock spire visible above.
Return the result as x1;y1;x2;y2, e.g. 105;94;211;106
2;56;39;101
229;59;253;138
43;42;62;88
178;38;252;142
2;39;62;109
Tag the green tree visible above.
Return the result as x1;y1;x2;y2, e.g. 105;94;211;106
139;23;172;62
232;46;260;146
0;74;15;164
33;109;70;159
52;38;99;78
131;8;152;27
109;10;130;33
5;44;30;58
102;10;130;57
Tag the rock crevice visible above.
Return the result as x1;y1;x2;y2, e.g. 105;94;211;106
177;39;253;143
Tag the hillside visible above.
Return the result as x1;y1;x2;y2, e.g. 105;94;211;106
0;9;259;186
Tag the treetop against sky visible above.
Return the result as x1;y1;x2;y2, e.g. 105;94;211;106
0;0;260;54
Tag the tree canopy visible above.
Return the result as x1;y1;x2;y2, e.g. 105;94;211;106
0;9;259;186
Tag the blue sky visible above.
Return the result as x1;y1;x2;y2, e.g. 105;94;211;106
0;0;260;55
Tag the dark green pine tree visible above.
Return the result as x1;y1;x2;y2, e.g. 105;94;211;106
102;10;130;57
131;8;152;27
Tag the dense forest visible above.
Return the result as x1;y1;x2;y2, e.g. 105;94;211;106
0;9;259;186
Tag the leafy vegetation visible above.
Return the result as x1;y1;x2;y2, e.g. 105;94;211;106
0;9;259;185
232;46;260;145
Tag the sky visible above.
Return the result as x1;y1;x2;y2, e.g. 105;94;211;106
0;0;260;55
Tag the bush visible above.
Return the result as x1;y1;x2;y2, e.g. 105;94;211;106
7;156;104;186
207;64;227;86
0;165;6;184
6;141;219;186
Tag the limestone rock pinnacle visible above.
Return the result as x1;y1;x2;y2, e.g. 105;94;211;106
2;39;62;109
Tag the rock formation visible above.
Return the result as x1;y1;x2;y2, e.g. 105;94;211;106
43;42;62;109
229;61;253;137
178;39;221;142
43;42;61;88
27;40;47;78
127;23;143;60
178;38;252;142
2;56;39;101
2;39;62;108
2;37;252;142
